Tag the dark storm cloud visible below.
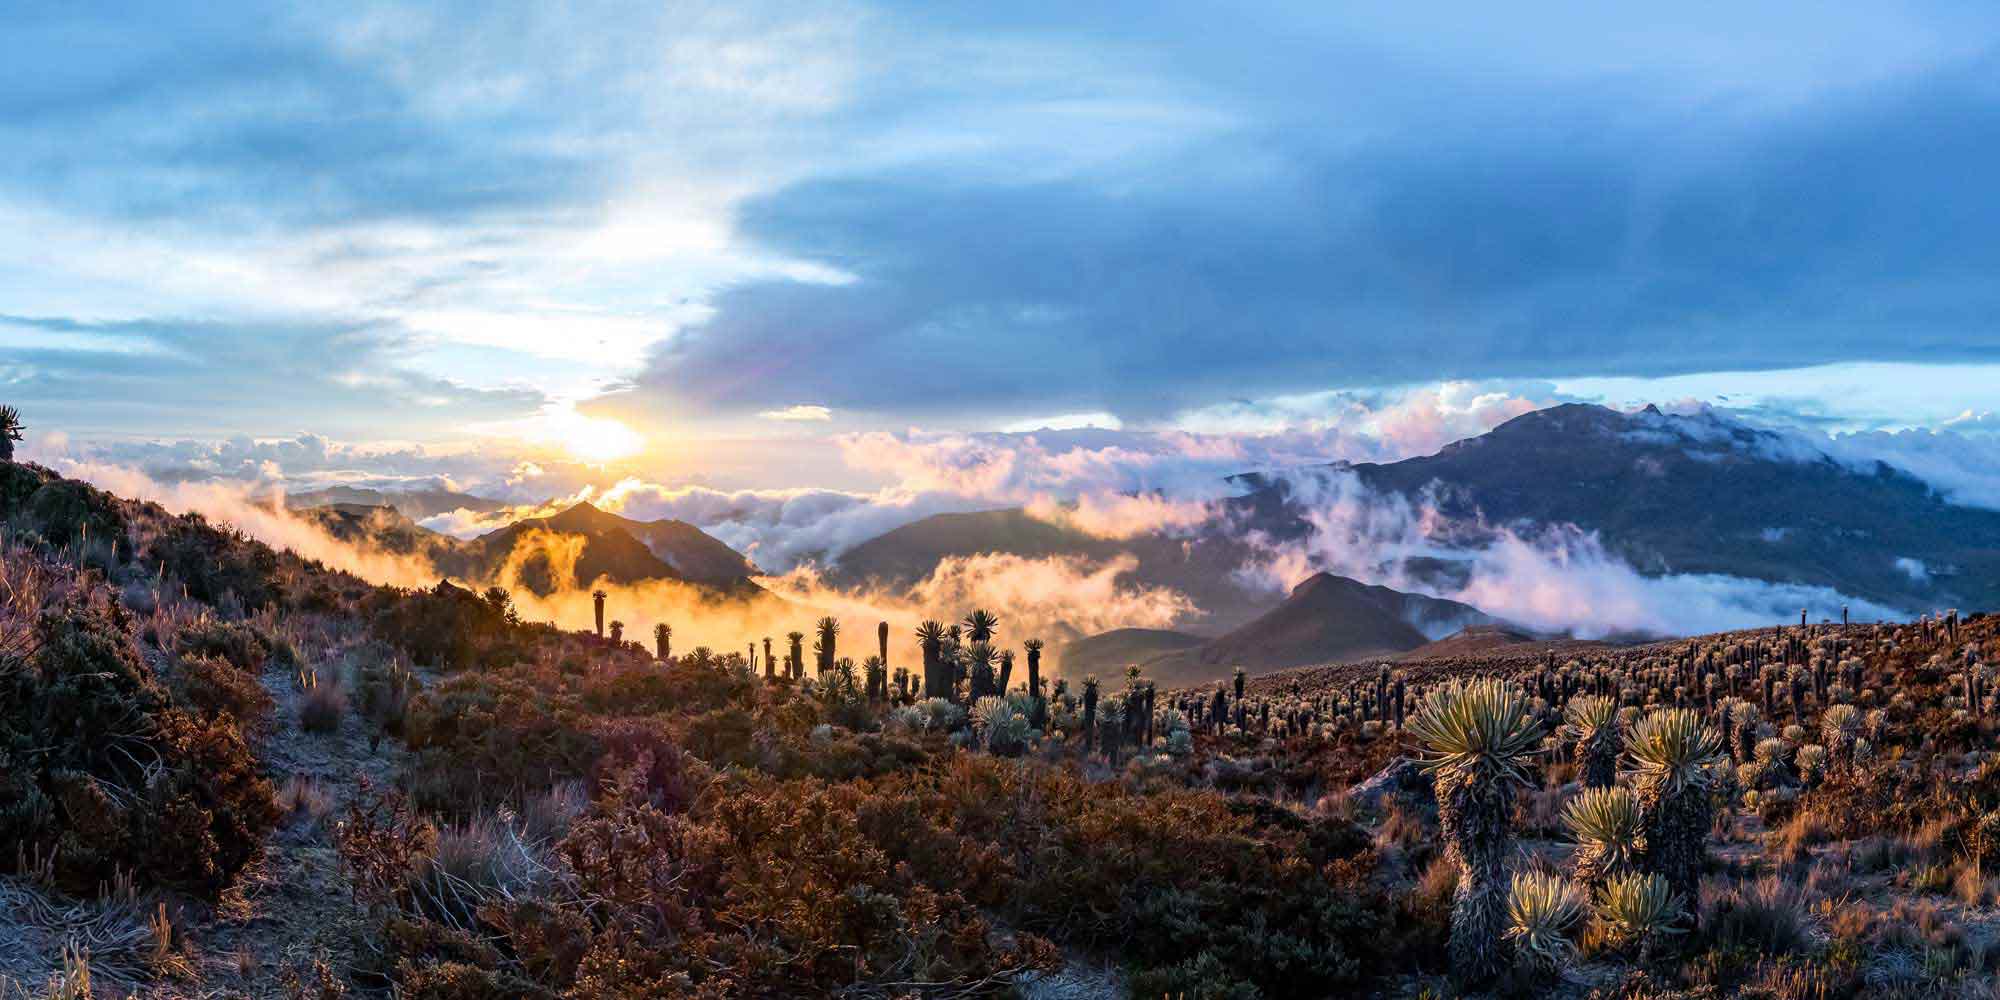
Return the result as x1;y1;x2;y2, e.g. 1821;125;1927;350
611;16;2000;422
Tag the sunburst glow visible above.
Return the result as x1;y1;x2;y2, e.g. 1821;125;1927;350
534;407;645;463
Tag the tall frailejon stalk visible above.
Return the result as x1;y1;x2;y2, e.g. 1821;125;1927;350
0;404;22;463
1024;638;1045;729
1082;675;1100;752
787;631;805;681
962;609;1000;644
877;621;889;677
916;621;948;699
1627;708;1726;918
814;616;840;678
966;643;997;700
1407;677;1544;983
592;589;607;638
654;623;671;662
1562;695;1621;789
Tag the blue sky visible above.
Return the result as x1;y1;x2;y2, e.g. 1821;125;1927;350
6;1;2000;495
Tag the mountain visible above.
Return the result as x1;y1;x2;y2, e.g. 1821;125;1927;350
1155;572;1485;680
284;485;508;520
831;509;1283;633
300;503;462;564
601;513;761;583
1058;627;1207;677
1321;403;2000;611
299;498;763;599
837;403;2000;657
1064;572;1489;686
463;502;762;596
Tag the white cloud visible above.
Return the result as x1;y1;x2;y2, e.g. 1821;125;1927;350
759;404;833;422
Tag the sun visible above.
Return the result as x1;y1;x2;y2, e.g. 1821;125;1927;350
535;407;645;463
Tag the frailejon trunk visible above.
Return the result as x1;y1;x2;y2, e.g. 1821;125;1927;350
1436;768;1513;983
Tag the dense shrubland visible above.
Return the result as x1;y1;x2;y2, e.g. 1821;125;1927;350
12;452;2000;998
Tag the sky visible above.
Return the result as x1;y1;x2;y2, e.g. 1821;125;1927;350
8;1;2000;511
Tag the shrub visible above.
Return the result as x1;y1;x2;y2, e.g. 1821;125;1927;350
147;515;281;611
369;580;516;671
175;652;275;724
402;672;599;817
538;762;1062;997
175;618;270;672
1126;951;1262;1000
0;593;277;895
351;648;419;746
1699;877;1810;956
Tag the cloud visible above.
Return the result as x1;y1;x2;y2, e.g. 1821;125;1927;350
759;404;832;422
1234;467;1906;638
757;553;1197;671
0;314;546;439
600;18;2000;425
1820;421;2000;510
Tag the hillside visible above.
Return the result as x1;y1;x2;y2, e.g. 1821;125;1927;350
1330;403;2000;610
582;508;761;583
1057;572;1492;686
831;508;1284;633
1134;572;1488;685
282;484;508;520
834;404;2000;658
11;455;2000;999
297;497;763;598
1058;626;1207;677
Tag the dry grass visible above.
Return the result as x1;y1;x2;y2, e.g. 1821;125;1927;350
298;667;349;734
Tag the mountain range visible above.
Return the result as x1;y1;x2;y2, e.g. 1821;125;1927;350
299;500;762;597
1061;571;1489;685
290;403;1999;680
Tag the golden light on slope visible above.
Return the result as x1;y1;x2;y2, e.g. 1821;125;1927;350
534;407;645;463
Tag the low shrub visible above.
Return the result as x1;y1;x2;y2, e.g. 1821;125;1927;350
0;593;277;895
175;651;275;724
175;618;270;672
402;672;599;817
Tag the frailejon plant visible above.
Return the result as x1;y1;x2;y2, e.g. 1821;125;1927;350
1506;871;1586;977
1406;677;1544;982
1562;695;1622;789
1594;872;1684;959
1627;708;1725;916
1562;786;1645;888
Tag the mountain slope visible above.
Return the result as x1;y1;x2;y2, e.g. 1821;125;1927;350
1072;572;1490;686
1178;572;1483;673
464;502;686;595
831;509;1282;633
1058;627;1207;677
595;511;760;583
284;485;508;520
1328;403;2000;610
